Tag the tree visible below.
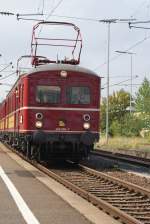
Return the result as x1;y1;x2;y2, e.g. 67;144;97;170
109;89;130;122
135;77;150;129
135;77;150;114
101;89;130;134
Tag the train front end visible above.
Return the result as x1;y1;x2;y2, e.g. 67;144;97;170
25;64;100;161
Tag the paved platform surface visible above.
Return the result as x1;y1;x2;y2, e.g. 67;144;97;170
0;143;121;224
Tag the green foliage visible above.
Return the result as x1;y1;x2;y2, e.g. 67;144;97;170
101;89;130;133
109;120;122;136
100;97;106;131
109;89;130;121
108;114;143;137
121;114;144;137
135;77;150;114
101;79;150;137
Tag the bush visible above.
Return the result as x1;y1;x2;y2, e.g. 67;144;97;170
109;114;144;137
109;120;122;136
121;114;143;137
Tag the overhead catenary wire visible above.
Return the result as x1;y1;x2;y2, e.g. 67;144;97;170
50;14;101;22
102;74;139;79
102;75;139;89
130;0;148;18
117;83;142;86
36;0;64;38
94;34;150;71
0;63;13;73
45;0;64;20
0;71;16;81
50;14;136;23
40;0;45;14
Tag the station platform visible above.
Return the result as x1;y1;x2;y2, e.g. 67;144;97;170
0;142;121;224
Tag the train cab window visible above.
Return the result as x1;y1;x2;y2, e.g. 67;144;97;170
36;86;60;104
66;87;90;104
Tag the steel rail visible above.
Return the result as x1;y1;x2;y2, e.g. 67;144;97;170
92;149;150;167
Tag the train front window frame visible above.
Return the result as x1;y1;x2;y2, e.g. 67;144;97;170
66;86;90;104
36;85;61;104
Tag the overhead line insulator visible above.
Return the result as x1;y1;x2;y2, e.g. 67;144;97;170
0;11;14;16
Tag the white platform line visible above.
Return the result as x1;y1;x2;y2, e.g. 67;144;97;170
0;166;40;224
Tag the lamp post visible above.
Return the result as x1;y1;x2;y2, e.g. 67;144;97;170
115;51;136;113
99;19;117;143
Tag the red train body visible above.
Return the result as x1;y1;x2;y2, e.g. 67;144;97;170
0;22;101;161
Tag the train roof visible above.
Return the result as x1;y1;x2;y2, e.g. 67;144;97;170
27;64;99;77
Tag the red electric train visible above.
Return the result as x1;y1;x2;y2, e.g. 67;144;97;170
0;21;101;162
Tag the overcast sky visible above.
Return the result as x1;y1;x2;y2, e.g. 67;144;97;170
0;0;150;101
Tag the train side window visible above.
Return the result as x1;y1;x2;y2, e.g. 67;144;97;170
36;85;61;104
66;87;90;104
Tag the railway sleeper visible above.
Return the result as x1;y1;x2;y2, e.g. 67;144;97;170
106;202;149;209
72;183;118;188
65;178;98;182
137;216;150;221
99;195;146;199
78;177;120;186
91;180;117;185
99;197;147;203
76;187;121;192
89;192;129;197
62;175;99;179
89;184;121;189
94;193;140;198
88;189;136;194
127;211;150;216
65;180;113;185
86;187;128;193
72;185;120;191
111;199;150;204
121;207;150;211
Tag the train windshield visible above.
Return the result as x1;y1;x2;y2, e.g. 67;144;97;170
66;87;90;104
36;86;60;104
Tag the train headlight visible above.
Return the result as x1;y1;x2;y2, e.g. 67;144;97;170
36;112;43;120
60;70;67;78
83;122;90;130
83;114;90;121
35;121;43;128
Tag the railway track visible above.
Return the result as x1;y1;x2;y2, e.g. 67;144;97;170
45;165;150;224
3;143;150;224
92;149;150;167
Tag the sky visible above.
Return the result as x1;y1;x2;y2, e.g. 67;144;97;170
0;0;150;101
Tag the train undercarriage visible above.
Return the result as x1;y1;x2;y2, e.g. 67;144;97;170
0;131;97;163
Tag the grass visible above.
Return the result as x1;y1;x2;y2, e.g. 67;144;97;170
96;136;150;152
